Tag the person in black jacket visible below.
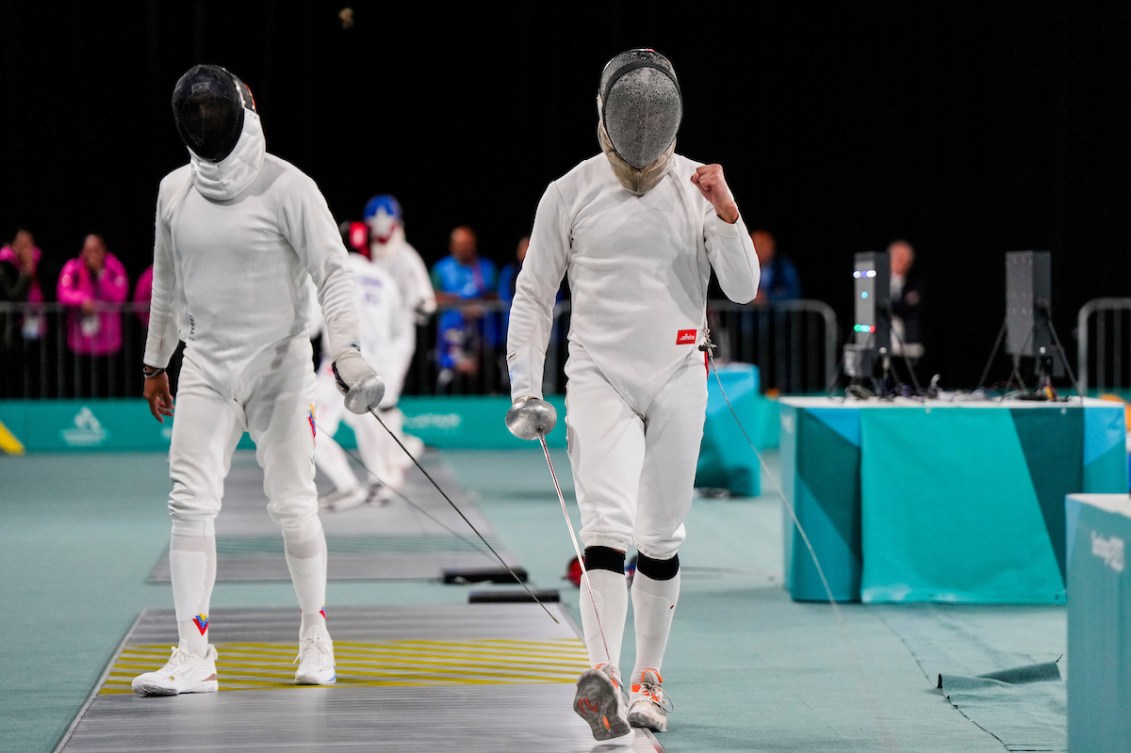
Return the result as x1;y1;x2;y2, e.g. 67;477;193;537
888;239;924;358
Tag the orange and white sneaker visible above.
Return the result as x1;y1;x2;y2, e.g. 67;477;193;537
573;663;632;741
628;668;670;732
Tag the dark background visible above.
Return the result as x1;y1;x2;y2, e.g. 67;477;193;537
2;0;1129;388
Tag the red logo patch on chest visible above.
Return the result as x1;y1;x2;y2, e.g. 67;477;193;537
676;329;697;345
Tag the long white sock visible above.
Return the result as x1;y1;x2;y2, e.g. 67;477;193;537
630;570;680;677
579;569;628;671
169;520;217;656
283;522;329;634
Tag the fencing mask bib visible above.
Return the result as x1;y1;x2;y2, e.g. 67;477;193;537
597;48;682;196
172;64;257;163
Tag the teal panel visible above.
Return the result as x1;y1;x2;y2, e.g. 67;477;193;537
399;395;568;449
1009;407;1084;580
1085;445;1130;493
788;475;861;601
12;400;171;452
1082;402;1125;465
780;405;798;590
0;401;27;447
696;365;762;496
3;390;775;461
1065;495;1131;753
787;406;861;601
758;397;781;450
809;406;862;447
1083;402;1129;492
860;409;1064;604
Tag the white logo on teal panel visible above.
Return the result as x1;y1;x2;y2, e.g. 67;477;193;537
61;407;108;447
1091;531;1125;574
405;413;461;431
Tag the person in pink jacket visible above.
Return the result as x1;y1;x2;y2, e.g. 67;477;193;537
57;234;129;396
133;264;154;328
57;234;129;356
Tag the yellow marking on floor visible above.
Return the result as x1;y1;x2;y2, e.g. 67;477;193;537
101;638;591;695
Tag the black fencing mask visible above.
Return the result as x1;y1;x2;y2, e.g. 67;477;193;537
172;64;257;162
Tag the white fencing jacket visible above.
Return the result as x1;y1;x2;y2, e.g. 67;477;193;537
506;153;760;409
308;252;411;404
144;110;361;371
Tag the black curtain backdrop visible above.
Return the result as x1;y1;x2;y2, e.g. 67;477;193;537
2;0;1129;388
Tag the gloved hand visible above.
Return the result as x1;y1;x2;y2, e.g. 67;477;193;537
505;396;557;440
332;349;386;415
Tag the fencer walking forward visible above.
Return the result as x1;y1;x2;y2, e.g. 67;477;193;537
309;243;412;510
133;64;385;696
505;48;759;740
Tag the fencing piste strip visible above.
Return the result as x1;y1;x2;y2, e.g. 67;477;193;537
368;409;559;624
313;423;493;558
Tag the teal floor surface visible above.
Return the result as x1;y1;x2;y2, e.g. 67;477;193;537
1;447;1066;753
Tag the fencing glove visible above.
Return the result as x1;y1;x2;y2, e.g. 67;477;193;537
332;350;385;414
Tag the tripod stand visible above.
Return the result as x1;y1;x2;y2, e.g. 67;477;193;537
975;310;1082;401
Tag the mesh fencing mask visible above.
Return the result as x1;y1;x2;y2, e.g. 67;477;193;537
172;64;257;163
363;194;403;245
597;48;682;179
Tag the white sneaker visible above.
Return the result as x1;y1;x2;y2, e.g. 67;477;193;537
294;626;336;685
400;433;425;461
131;640;219;696
574;663;632;741
366;483;397;506
318;486;368;512
627;668;670;732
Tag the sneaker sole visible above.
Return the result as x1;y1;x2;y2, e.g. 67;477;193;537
628;701;668;732
295;673;336;685
574;670;632;741
131;679;218;697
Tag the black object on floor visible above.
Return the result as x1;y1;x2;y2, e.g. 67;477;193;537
469;588;560;604
443;566;529;584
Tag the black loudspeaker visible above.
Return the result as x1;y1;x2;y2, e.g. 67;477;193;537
852;251;891;351
1005;251;1052;357
843;251;891;380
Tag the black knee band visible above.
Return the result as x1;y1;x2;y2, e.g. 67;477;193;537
583;546;626;575
636;552;680;581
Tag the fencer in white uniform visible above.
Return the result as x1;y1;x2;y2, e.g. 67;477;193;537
364;194;437;332
309;248;412;509
133;64;385;697
362;194;436;461
505;49;759;740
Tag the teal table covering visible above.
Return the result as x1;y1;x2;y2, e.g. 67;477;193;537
781;397;1128;603
1065;493;1131;753
694;364;764;496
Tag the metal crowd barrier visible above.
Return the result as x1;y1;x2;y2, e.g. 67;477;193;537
705;299;839;394
0;301;156;399
1077;298;1131;396
1;299;840;399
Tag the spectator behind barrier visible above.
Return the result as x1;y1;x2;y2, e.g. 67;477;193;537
56;233;129;396
134;264;154;328
431;225;499;391
0;228;46;397
750;227;801;305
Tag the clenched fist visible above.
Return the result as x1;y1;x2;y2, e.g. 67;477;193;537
690;164;739;224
